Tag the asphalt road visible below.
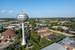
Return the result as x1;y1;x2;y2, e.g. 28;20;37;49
49;29;74;37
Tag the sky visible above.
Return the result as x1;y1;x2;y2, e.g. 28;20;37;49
0;0;74;18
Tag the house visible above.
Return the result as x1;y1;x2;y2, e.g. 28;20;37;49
2;29;16;39
0;29;16;42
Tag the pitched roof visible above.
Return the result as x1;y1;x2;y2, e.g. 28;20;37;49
2;29;16;37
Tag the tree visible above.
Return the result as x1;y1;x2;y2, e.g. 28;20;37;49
0;25;4;33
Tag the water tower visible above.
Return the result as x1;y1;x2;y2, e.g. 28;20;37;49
17;11;29;45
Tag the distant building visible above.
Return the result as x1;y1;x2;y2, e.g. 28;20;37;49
5;26;15;30
5;23;20;30
37;27;51;38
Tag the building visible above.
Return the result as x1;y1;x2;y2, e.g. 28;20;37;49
37;27;52;38
58;37;75;50
0;29;16;42
41;43;66;50
2;29;16;39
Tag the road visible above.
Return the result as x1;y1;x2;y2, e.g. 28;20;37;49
49;29;74;37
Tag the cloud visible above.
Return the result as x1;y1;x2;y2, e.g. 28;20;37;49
8;10;14;13
0;10;14;14
0;10;6;13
